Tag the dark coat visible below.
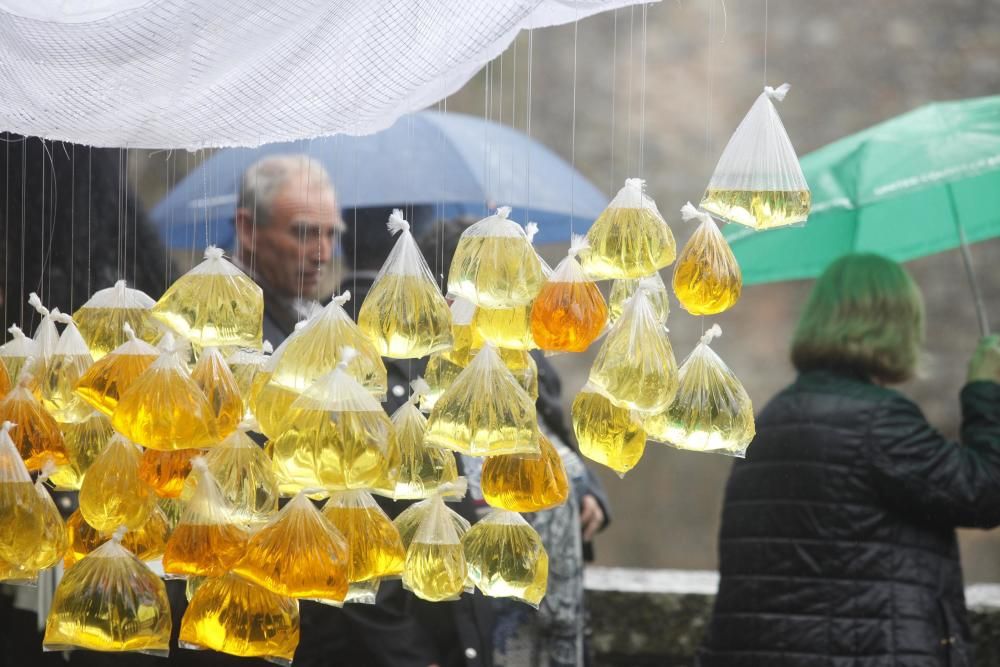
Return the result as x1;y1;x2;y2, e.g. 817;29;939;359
698;370;1000;667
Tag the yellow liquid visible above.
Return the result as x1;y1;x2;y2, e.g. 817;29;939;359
449;236;545;308
394;501;470;551
583;207;677;279
78;436;155;532
23;483;68;571
204;431;280;526
233;494;349;599
1;356;29;391
44;541;171;654
179;573;300;661
0;555;36;583
229;356;264;414
152;272;263;349
74;351;158;418
358;274;453;359
0;481;45;564
0;358;12;396
420;352;463;412
572;390;647;475
191;348;242;439
481;433;569;512
323;503;405;582
49;411;114;491
251;376;300;440
701;188;811;230
72;306;162;361
163;522;249;578
530;280;608;353
0;387;68;470
390;404;459;499
39;353;93;423
473;305;536;350
403;542;467;602
462;519;548;606
64;506;170;568
672;222;742;315
139;448;197;498
608;277;670;325
448;322;484;367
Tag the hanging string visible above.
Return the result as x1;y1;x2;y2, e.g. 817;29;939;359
706;0;714;160
87;147;92;300
165;151;173;286
525;29;533;223
39;141;46;303
763;0;768;87
132;149;139;286
352;142;359;317
625;6;635;177
70;144;75;311
3;135;8;329
570;17;579;236
609;9;618;193
483;60;490;212
638;4;648;179
510;35;518;201
19;138;25;326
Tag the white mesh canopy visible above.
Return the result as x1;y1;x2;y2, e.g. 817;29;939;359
0;0;647;149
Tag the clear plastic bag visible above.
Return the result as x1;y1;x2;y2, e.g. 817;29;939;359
530;235;608;353
358;210;453;359
79;434;155;532
28;293;61;369
226;341;272;415
139;448;197;498
163;458;248;578
43;532;172;656
202;419;279;527
64;506;169;568
72;280;161;361
322;490;405;584
582;179;676;279
572;384;647;476
425;344;539;457
152;245;264;349
700;83;811;230
672;203;742;315
75;322;160;418
179;573;300;664
22;464;69;572
447;207;546;308
472;303;536;351
608;274;670;326
587;289;679;413
0;324;38;387
39;312;94;423
0;421;50;565
462;509;548;607
0;364;69;470
402;494;468;602
49;410;114;490
481;432;568;512
646;325;755;457
191;346;243;440
393;480;470;550
383;379;458;499
421;298;484;411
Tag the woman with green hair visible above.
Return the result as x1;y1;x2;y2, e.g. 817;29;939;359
699;253;1000;667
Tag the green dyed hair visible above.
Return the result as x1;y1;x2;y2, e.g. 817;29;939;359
791;254;925;384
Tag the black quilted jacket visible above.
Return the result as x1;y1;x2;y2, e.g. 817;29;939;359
699;370;1000;667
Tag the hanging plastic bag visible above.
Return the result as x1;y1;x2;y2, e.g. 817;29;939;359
393;480;470;550
0;421;49;566
462;509;548;607
582;179;676;279
202;418;279;527
608;273;670;326
43;530;172;656
673;203;743;315
75;322;160;418
79;434;155;532
179;573;300;664
358;210;453;359
385;379;458;499
0;325;38;388
572;384;647;475
472;303;536;351
38;312;94;423
402;493;468;602
587;289;679;413
700;83;811;230
191;346;242;440
27;293;61;370
426;344;539;457
0;363;68;470
139;448;198;498
322;490;405;586
227;341;272;414
21;463;69;572
270;349;397;495
49;410;114;490
112;334;219;450
646;325;755;456
163;457;248;578
422;298;480;411
530;235;608;353
481;432;569;512
73;280;161;360
448;207;545;308
64;506;170;568
152;245;264;349
233;491;350;601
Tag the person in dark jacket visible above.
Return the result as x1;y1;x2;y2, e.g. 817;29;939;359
698;253;1000;667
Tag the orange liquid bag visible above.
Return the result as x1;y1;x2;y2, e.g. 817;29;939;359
530;236;608;353
0;372;68;470
481;432;569;512
74;323;159;418
64;506;170;568
139;448;198;498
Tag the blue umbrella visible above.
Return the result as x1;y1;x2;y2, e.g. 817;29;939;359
151;111;607;248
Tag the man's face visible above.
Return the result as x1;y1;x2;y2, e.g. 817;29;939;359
243;177;341;298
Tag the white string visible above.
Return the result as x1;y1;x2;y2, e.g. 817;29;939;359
638;4;648;178
525;29;533;222
625;6;635;177
763;0;768;87
609;8;618;193
70;143;75;310
570;16;579;235
87;147;92;299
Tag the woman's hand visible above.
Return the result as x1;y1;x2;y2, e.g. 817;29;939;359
580;494;605;541
968;334;1000;383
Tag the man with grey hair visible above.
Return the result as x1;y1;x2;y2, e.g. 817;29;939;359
234;154;343;343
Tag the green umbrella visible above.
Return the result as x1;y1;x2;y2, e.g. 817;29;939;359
724;94;1000;334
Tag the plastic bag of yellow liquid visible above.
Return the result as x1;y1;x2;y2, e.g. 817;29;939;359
20;464;69;572
180;573;300;664
463;509;548;607
152;245;263;349
700;83;810;230
358;210;453;359
112;334;219;450
48;410;113;490
646;325;755;456
0;423;55;567
426;344;539;457
79;434;155;532
226;341;272;414
481;432;569;512
673;203;742;315
0;555;37;583
73;280;161;360
0;366;68;470
402;493;468;602
472;303;536;351
270;350;396;494
587;289;678;413
0;352;9;399
140;448;197;498
27;293;61;367
191;346;242;440
323;490;405;584
163;458;248;578
572;384;647;475
608;274;670;326
64;506;169;568
530;236;608;353
582;179;677;279
44;530;172;656
74;322;160;418
202;419;279;527
393;480;470;550
447;207;546;308
0;325;36;391
386;379;459;499
37;312;94;424
234;491;350;600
